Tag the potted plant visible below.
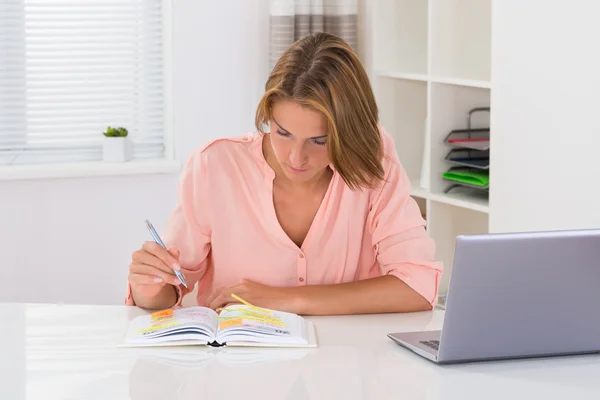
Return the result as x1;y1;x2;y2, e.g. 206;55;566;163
102;126;132;162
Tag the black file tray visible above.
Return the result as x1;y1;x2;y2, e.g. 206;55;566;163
443;180;490;193
444;181;490;194
443;107;490;151
444;148;489;170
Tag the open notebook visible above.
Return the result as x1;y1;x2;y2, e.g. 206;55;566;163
121;303;317;348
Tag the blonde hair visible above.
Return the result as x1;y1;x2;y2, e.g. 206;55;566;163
255;32;383;190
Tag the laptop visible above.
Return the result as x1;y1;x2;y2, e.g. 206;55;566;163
388;228;600;364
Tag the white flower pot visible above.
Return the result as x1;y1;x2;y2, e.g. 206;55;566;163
102;136;132;162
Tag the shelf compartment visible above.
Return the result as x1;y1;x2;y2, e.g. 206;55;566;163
430;0;491;82
429;83;490;194
374;76;427;185
427;200;489;295
372;0;428;74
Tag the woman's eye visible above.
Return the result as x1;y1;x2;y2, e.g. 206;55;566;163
312;139;327;146
276;129;291;138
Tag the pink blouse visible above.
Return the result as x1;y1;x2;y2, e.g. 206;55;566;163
124;127;443;308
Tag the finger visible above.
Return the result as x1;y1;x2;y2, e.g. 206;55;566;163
206;286;231;309
205;281;239;307
168;247;180;260
129;273;164;285
205;289;221;308
129;263;181;285
142;241;181;271
209;293;235;311
133;249;176;275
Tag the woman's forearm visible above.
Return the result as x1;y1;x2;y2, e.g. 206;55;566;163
288;275;433;315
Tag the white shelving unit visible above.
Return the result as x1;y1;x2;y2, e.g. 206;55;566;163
369;0;492;296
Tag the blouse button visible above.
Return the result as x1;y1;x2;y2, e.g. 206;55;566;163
299;277;305;282
299;253;305;259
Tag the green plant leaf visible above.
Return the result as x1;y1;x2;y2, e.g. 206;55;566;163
103;126;128;137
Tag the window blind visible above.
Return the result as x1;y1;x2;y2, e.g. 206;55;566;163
0;0;166;165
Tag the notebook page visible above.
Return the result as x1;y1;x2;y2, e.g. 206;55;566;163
215;305;308;345
124;306;219;344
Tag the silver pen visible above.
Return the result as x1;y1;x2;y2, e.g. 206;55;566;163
144;219;188;288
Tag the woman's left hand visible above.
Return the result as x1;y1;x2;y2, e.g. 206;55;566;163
206;279;299;312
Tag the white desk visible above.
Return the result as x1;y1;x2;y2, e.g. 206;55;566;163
2;303;600;399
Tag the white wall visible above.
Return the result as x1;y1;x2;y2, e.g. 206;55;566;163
356;0;372;76
172;0;270;162
489;0;600;233
0;0;270;305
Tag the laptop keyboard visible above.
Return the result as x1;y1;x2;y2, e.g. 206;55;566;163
420;340;440;350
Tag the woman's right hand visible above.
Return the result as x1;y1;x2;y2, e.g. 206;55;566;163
128;241;183;299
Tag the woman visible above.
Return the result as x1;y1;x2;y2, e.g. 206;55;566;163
125;32;443;315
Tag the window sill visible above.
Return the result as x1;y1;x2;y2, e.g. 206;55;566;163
0;159;181;181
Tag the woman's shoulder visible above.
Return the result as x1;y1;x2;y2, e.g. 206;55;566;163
177;133;264;191
185;132;263;166
197;132;261;156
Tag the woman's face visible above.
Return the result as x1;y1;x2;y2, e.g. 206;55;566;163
268;100;330;184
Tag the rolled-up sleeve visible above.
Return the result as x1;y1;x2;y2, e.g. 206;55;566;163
125;149;212;307
368;141;443;306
